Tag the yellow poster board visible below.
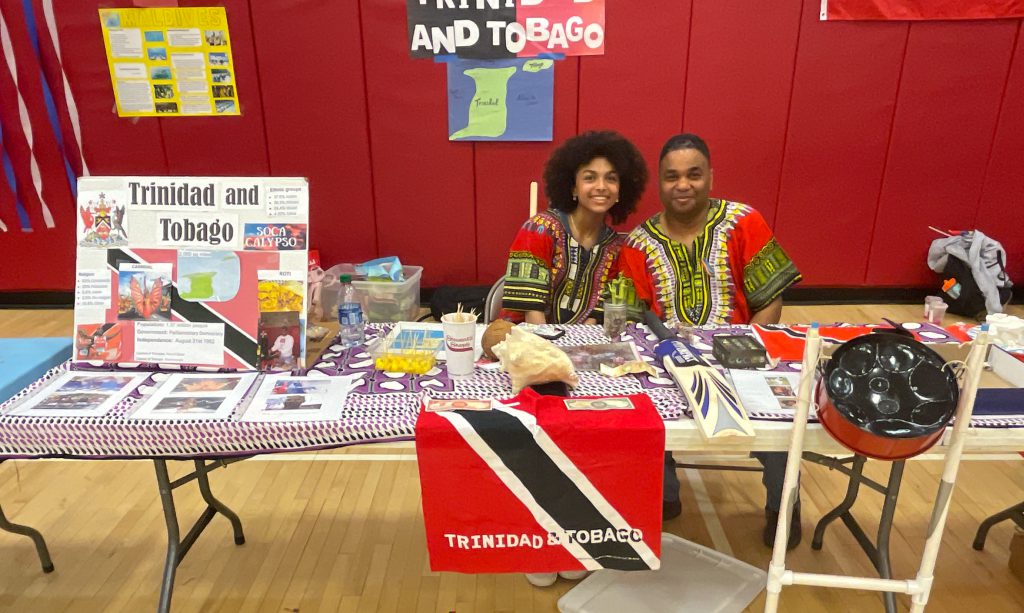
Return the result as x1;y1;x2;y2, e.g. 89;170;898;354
99;7;240;117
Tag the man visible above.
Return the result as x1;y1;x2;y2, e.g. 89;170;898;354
271;332;295;369
627;133;803;549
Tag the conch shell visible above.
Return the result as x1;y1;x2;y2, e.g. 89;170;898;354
491;326;579;393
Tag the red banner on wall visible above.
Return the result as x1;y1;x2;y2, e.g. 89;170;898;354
415;389;663;573
821;0;1024;20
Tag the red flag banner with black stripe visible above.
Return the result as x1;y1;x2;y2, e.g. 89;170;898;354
821;0;1024;20
415;389;663;573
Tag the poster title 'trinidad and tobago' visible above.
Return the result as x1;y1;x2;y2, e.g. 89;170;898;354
407;0;605;58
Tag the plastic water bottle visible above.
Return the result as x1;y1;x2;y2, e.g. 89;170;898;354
337;274;365;348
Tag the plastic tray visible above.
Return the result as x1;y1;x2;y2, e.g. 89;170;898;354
557;533;766;613
369;325;442;375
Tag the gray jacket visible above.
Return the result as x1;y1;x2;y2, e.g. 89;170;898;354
927;230;1012;315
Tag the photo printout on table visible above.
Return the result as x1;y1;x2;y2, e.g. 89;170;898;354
130;372;258;421
240;374;362;423
6;371;149;418
727;370;807;415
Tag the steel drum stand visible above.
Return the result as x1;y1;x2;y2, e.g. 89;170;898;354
764;326;990;613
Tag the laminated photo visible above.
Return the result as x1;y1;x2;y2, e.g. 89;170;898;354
728;370;805;415
265;394;322;412
130;372;257;421
560;341;641;372
241;374;362;423
6;371;148;418
170;375;246;393
150;396;225;414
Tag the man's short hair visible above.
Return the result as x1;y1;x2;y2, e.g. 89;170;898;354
659;133;711;165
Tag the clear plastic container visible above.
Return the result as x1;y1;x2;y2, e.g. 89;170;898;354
368;325;439;374
603;303;628;339
926;301;948;325
323;264;423;323
557;533;766;613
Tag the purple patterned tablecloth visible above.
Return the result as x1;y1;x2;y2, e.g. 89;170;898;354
1;322;1014;460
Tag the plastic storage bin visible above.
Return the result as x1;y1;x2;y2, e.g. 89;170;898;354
557;533;766;613
322;264;422;323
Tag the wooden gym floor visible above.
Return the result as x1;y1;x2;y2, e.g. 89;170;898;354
0;306;1022;612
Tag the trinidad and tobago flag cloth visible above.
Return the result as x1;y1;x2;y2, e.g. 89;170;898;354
415;388;664;573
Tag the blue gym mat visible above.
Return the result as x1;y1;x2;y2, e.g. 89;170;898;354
0;337;73;404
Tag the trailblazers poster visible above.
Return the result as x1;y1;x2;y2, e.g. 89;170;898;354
99;7;241;116
73;176;309;370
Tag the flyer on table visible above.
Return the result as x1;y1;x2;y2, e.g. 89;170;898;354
99;7;240;117
73;176;309;371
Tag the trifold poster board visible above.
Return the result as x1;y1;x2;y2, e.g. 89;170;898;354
73;176;309;370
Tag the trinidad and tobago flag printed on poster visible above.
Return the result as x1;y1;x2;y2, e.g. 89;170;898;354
415;389;663;573
821;1;1024;20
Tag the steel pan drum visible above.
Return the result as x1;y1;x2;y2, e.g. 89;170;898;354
816;332;960;461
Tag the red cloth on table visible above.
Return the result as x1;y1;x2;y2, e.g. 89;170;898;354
415;388;663;573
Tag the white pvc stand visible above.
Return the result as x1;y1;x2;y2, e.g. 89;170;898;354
764;325;991;613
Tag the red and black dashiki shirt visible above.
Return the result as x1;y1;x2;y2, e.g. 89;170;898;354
501;210;653;324
626;199;801;326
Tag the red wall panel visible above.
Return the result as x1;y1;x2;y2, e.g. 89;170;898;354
359;0;476;288
157;0;268;176
683;0;803;224
473;59;579;286
45;1;167;175
577;0;692;228
0;0;75;289
0;160;16;233
774;3;907;286
976;24;1024;283
3;1;1024;294
249;0;377;267
865;20;1018;286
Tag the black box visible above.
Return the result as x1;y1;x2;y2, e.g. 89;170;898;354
711;334;768;369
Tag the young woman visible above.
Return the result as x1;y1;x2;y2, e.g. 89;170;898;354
499;130;653;588
501;131;654;326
